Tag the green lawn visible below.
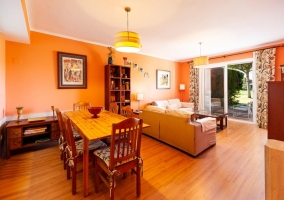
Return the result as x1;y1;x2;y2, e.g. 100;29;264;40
236;90;253;105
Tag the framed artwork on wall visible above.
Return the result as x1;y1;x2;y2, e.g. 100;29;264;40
156;70;170;89
57;52;87;89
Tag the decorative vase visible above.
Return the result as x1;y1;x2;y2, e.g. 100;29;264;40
108;57;113;64
16;107;23;123
123;57;127;65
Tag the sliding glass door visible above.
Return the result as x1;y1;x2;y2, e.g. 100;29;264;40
199;65;227;113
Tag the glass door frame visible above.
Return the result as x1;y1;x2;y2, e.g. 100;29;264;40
198;58;255;124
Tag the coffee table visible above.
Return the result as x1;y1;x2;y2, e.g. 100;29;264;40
194;110;228;131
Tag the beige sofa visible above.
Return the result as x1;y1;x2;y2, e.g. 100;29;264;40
153;98;194;112
140;107;216;157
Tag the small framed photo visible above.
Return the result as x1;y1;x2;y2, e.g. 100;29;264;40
139;68;144;74
144;72;150;78
58;52;87;89
133;63;138;69
156;70;170;89
126;60;132;66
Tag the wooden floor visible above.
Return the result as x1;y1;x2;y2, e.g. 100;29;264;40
0;120;267;200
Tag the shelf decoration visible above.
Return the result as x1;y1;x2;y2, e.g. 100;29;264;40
123;57;127;65
107;47;115;64
57;52;87;89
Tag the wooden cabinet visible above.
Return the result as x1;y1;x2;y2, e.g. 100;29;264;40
267;81;284;141
6;117;59;158
105;64;131;113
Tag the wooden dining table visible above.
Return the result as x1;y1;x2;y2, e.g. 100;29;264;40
64;109;149;197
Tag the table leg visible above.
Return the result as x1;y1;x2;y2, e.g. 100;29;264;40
220;117;224;130
83;136;89;197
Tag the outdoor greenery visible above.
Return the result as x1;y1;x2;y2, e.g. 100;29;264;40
228;63;252;98
228;69;244;106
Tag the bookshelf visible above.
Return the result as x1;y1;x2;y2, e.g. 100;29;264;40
105;64;131;114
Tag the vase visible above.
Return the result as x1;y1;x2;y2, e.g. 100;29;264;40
108;57;113;64
16;107;23;123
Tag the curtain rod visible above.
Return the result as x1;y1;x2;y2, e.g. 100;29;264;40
209;44;284;60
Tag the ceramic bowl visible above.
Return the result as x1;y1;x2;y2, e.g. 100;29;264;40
88;107;103;118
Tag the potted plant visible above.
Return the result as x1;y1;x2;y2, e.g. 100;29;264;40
107;47;115;64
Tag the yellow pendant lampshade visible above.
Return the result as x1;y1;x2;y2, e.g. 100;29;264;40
194;42;208;67
114;7;142;53
193;56;208;66
114;31;142;53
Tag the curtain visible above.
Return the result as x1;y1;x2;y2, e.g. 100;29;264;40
254;48;276;128
189;62;199;110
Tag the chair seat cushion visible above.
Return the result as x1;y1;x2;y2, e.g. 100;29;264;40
105;134;128;144
75;139;107;156
93;144;135;168
71;125;82;139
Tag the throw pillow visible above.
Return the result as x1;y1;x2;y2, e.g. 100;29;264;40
167;104;178;110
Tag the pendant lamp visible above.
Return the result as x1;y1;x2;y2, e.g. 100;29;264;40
193;42;208;67
114;7;142;53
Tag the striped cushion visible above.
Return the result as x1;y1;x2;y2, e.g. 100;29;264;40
75;140;107;156
94;144;135;167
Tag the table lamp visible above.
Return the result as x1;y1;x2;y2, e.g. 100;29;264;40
180;84;185;101
137;93;144;111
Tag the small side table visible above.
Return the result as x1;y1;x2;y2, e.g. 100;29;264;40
133;110;142;118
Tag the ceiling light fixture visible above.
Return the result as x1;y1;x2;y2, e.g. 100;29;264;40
114;7;142;53
193;42;208;67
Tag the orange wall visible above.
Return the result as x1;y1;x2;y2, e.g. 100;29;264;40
0;34;5;120
178;62;190;102
275;47;284;81
5;31;179;116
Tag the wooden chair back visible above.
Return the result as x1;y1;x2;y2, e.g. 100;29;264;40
55;108;65;140
121;105;133;118
109;117;143;170
73;101;91;111
109;102;119;114
94;117;143;199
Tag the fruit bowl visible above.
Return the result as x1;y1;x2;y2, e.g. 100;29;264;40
88;107;103;118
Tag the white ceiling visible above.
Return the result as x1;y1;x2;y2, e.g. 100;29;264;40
1;0;284;61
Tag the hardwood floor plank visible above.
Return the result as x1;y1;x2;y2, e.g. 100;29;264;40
0;120;266;200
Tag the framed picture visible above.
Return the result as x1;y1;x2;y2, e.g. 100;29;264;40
57;52;87;89
126;60;132;66
133;63;138;69
139;68;144;74
156;70;170;89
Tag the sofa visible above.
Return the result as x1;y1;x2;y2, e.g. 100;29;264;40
140;103;216;157
153;98;194;112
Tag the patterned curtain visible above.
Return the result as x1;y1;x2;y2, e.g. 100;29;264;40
255;48;276;128
189;61;199;110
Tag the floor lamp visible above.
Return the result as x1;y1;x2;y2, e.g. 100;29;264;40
137;93;144;111
180;84;185;102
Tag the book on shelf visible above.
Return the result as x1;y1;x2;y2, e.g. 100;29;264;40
35;138;51;143
24;126;47;135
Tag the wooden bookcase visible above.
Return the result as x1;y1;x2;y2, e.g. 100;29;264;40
267;81;284;141
105;64;131;114
6;117;59;158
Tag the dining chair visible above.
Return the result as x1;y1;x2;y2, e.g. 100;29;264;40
93;117;143;200
56;109;82;170
121;105;133;118
63;116;107;195
109;102;119;114
73;101;91;111
55;108;66;167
